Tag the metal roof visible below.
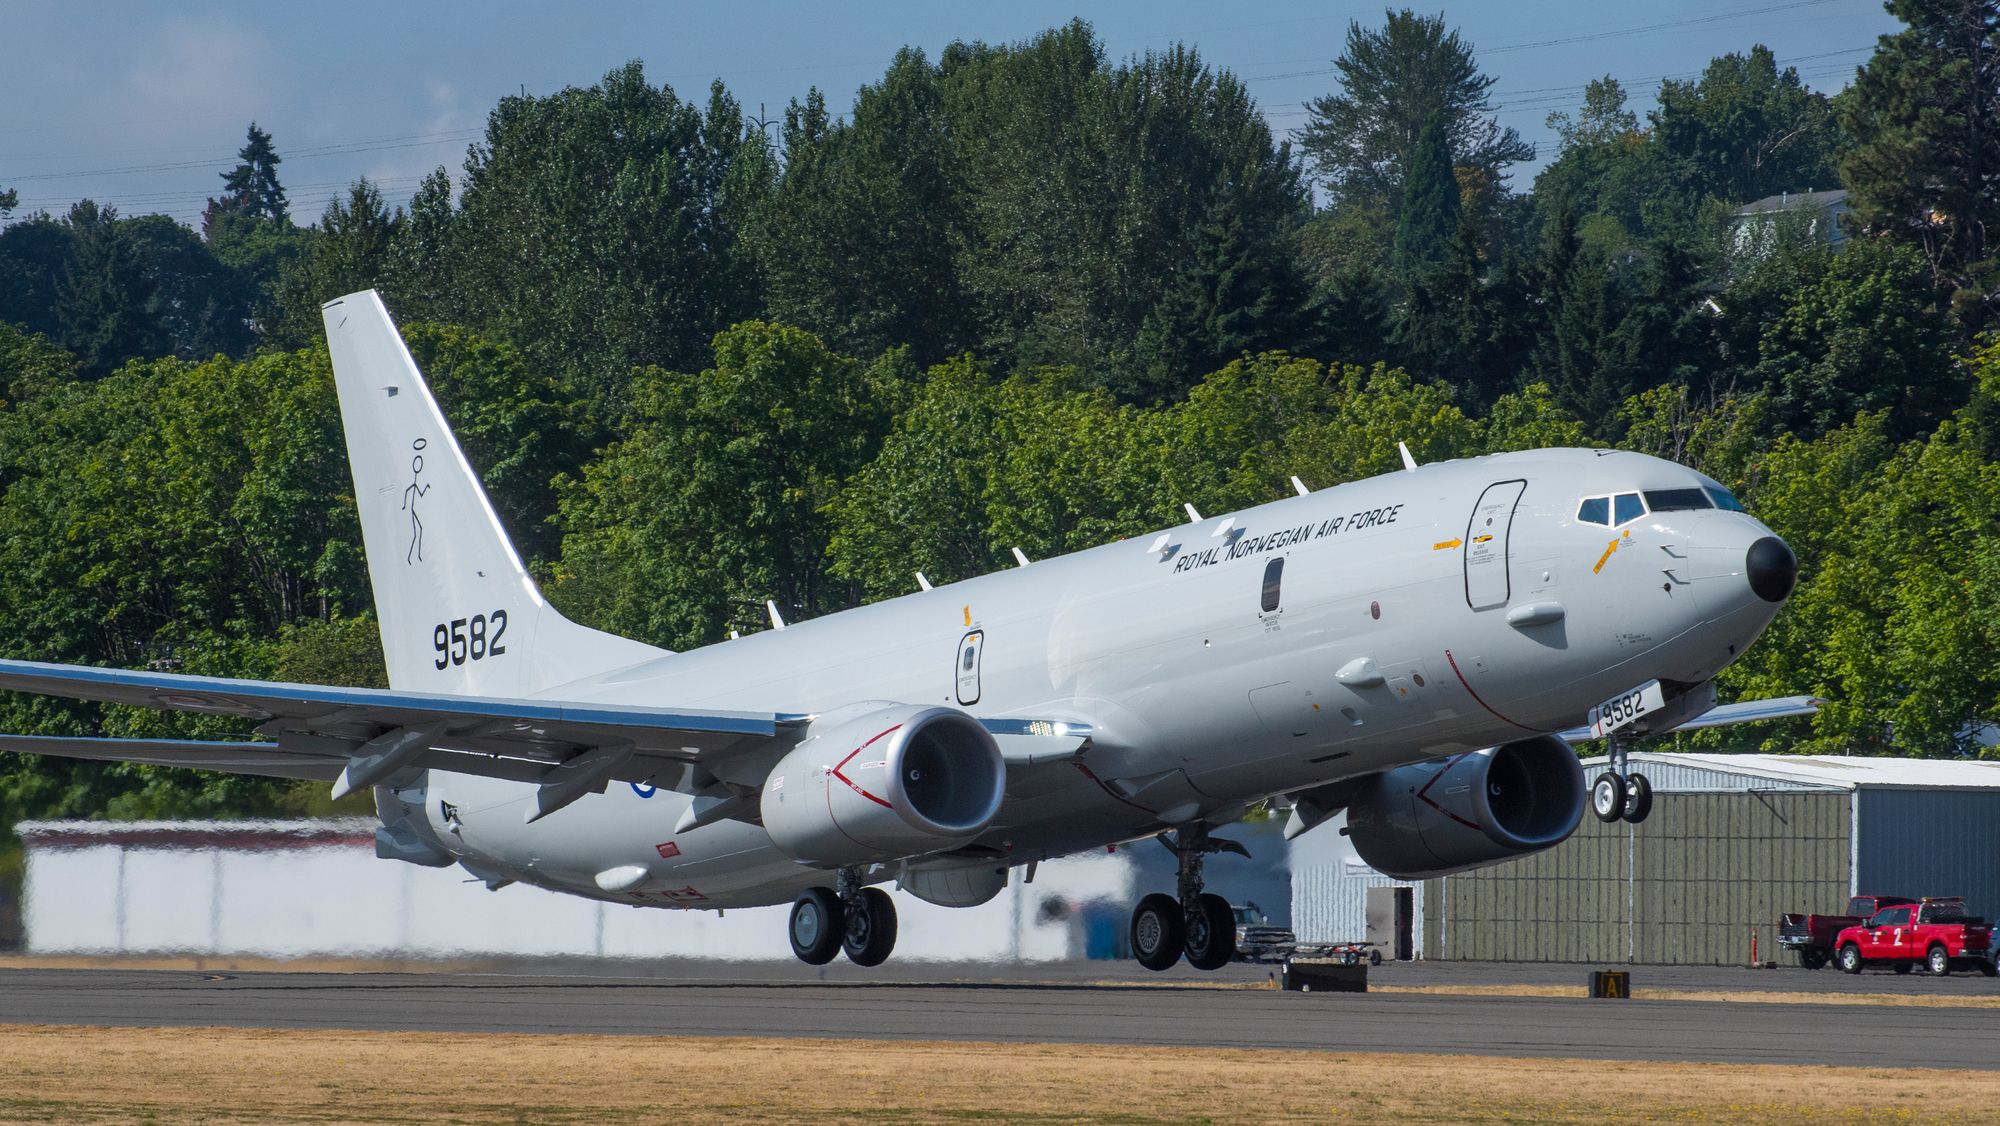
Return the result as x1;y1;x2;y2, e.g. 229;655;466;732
1582;753;2000;793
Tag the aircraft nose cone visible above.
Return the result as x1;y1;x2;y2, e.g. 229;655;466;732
1745;536;1797;603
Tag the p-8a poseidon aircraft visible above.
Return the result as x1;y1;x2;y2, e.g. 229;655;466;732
0;291;1808;971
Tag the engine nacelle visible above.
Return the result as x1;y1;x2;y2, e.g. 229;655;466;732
760;703;1005;867
1346;735;1585;880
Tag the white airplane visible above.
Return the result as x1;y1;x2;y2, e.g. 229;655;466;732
0;290;1808;970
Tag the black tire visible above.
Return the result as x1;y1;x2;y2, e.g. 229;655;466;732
1837;943;1863;974
843;887;898;967
1130;893;1185;972
1369;948;1384;966
1976;958;1997;978
788;887;844;966
1926;944;1951;977
1893;960;1913;975
1591;772;1627;823
1183;893;1236;971
1620;773;1654;823
1798;948;1828;970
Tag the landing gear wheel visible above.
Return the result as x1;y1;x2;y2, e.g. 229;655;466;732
1591;772;1627;823
1131;893;1186;972
843;887;898;967
789;887;844;966
1620;772;1654;823
1182;893;1236;971
1837;943;1863;974
1926;944;1951;976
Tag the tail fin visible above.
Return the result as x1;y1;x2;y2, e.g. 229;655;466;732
321;290;667;696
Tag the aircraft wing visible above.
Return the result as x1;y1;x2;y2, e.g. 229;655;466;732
0;658;801;807
1557;694;1824;744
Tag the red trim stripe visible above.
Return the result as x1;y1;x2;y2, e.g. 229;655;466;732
831;725;900;810
1415;752;1485;832
1444;649;1536;732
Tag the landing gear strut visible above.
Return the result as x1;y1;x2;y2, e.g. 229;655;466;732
787;869;899;967
1591;737;1653;824
1129;825;1248;972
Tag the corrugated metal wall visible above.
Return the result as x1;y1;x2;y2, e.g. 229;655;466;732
1857;790;2000;919
1422;791;1851;964
1293;864;1424;953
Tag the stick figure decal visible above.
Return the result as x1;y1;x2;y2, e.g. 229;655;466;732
402;437;430;564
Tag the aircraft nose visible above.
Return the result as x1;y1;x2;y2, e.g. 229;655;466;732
1745;536;1797;603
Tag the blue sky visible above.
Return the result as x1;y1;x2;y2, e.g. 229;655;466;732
1;1;1899;228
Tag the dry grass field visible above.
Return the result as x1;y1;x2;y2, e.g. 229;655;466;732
0;1025;1992;1124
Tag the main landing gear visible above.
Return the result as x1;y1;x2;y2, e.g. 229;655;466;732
1591;736;1653;825
1130;825;1248;972
789;868;898;966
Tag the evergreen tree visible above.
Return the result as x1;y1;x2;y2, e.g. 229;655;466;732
1841;0;2000;328
267;179;402;349
1298;10;1532;210
52;202;166;378
1129;169;1313;400
1392;114;1462;283
208;122;289;225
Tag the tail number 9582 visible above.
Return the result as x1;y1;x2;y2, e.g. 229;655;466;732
433;611;509;669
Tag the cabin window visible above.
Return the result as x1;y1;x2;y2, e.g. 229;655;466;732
1704;485;1746;512
1260;558;1284;613
1643;488;1712;512
1576;496;1610;525
1613;493;1645;525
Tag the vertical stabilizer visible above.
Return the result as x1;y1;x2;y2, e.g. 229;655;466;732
321;290;667;696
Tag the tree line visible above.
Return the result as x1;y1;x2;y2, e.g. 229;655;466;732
1;2;1997;831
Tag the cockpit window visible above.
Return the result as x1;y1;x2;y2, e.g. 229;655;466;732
1577;496;1610;525
1643;488;1713;512
1613;493;1645;525
1704;485;1746;512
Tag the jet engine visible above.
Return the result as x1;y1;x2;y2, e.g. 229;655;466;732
760;703;1005;867
1345;735;1585;880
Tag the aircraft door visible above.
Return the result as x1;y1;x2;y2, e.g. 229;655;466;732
1464;479;1527;611
955;629;984;705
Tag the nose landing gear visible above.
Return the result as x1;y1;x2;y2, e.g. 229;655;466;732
787;868;900;966
1129;825;1249;972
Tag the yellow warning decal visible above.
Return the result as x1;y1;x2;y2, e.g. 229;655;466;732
1433;538;1463;550
1593;539;1620;573
1472;534;1494;544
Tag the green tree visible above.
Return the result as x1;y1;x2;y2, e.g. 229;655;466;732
1651;46;1844;205
551;322;894;646
1841;0;2000;327
267;179;403;349
1751;238;1955;437
53;201;166;378
206;122;289;225
1392;114;1462;284
1298;9;1532;209
0;322;76;405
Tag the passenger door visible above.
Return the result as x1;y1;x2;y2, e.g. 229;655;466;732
1464;480;1526;611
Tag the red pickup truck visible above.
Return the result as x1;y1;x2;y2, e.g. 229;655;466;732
1779;895;1917;969
1832;898;1996;976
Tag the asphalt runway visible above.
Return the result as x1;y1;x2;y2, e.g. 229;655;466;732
2;960;1997;1069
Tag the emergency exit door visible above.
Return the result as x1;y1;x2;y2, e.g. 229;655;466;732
1464;479;1526;610
956;629;984;705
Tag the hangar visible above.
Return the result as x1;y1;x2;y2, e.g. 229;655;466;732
1293;754;2000;965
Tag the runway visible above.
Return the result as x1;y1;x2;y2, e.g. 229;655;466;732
3;961;1996;1069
